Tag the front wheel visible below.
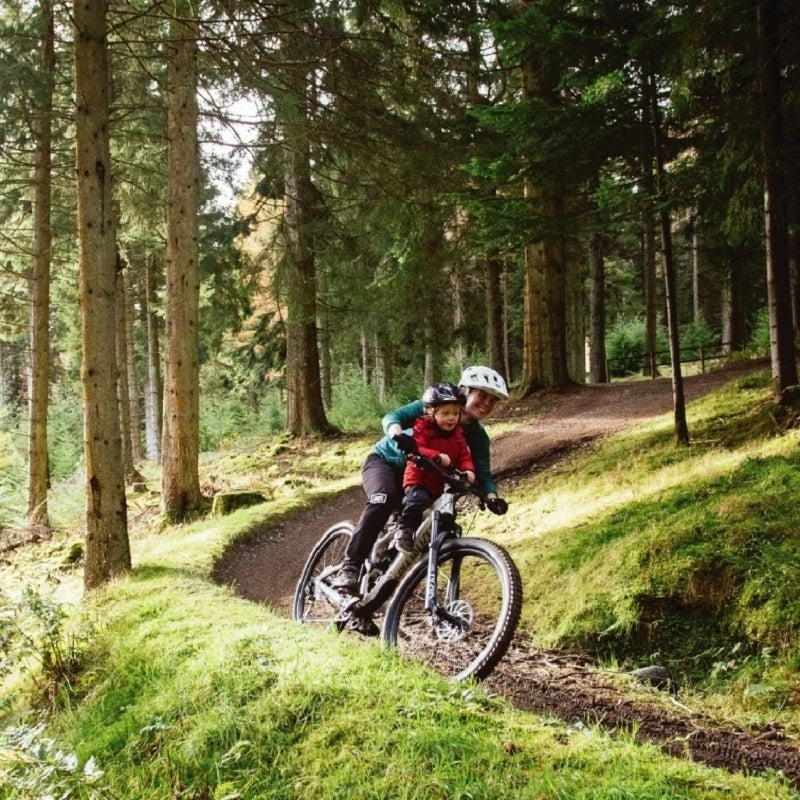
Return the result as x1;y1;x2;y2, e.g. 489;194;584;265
381;537;522;681
292;522;354;624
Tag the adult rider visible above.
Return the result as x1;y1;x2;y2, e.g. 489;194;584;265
331;365;510;595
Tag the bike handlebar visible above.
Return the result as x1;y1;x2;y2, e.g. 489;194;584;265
406;452;486;505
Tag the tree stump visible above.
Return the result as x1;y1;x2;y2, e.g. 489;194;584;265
211;491;267;516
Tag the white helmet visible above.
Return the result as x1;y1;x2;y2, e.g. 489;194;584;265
458;366;508;400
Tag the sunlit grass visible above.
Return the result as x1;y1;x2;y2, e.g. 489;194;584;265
473;368;800;729
3;361;800;798
5;543;796;799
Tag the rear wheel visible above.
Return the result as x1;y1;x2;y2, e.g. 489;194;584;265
292;522;354;624
381;537;522;681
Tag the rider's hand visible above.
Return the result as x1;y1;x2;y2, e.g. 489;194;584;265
486;496;508;515
464;470;475;484
393;432;418;455
436;453;451;467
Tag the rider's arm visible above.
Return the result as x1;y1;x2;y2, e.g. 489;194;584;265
382;400;424;439
463;422;497;496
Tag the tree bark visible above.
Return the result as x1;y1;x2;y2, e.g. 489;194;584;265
115;263;134;481
318;268;332;409
161;4;201;518
645;66;689;444
280;3;330;436
721;254;745;354
789;227;800;342
520;215;569;392
588;230;608;384
517;23;570;394
452;267;467;369
124;269;143;462
756;0;798;398
27;0;54;532
565;234;585;384
73;0;130;588
642;201;659;377
144;250;162;461
485;250;505;376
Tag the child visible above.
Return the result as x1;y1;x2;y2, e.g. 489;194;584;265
393;382;476;552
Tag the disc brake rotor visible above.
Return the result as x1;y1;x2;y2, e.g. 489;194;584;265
434;600;473;642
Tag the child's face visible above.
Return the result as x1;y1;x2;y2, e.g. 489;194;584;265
432;402;461;431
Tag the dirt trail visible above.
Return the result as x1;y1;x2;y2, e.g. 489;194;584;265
214;360;800;788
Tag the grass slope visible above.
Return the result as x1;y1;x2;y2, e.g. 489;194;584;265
2;365;799;798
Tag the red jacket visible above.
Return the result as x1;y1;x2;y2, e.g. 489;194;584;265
403;415;475;494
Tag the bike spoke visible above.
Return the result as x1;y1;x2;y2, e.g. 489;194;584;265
386;542;520;681
292;525;353;625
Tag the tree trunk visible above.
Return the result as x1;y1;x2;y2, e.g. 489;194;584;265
588;230;608;383
144;250;162;461
360;328;369;385
790;227;800;342
283;141;330;433
721;254;745;354
115;264;134;481
756;0;798;398
642;205;659;377
646;67;689;444
565;235;585;384
374;331;388;404
26;0;54;532
318;269;332;409
520;215;569;392
124;269;143;462
691;217;702;323
485;250;505;376
517;33;570;394
502;266;511;383
452;267;467;369
280;3;330;436
161;4;201;518
73;0;130;588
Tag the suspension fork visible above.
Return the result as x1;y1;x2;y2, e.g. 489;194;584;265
425;509;455;614
425;508;466;630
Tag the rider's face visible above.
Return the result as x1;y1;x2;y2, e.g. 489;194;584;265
433;402;462;431
462;389;498;421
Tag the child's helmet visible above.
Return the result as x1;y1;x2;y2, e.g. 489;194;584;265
458;366;508;399
422;382;465;408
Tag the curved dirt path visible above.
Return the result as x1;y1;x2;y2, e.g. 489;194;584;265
214;360;800;788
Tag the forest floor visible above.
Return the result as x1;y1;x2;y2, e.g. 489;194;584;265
214;358;800;789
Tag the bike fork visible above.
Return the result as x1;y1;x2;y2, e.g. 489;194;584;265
425;510;444;614
425;511;466;631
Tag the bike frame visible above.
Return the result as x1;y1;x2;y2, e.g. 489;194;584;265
325;459;475;625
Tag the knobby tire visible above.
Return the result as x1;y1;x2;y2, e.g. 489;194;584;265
292;522;353;624
381;537;522;681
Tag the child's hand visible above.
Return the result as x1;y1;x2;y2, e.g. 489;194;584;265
464;470;475;484
437;453;451;467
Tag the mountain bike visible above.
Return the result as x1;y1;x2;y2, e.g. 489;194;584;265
292;454;522;681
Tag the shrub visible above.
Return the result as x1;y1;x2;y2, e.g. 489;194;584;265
0;419;26;529
328;363;390;431
680;319;719;361
0;589;88;706
48;382;85;481
606;317;648;376
748;307;770;356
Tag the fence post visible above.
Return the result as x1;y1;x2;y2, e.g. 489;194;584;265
700;346;706;374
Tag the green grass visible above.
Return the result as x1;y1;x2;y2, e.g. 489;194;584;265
475;368;800;721
2;362;800;798
3;549;797;799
